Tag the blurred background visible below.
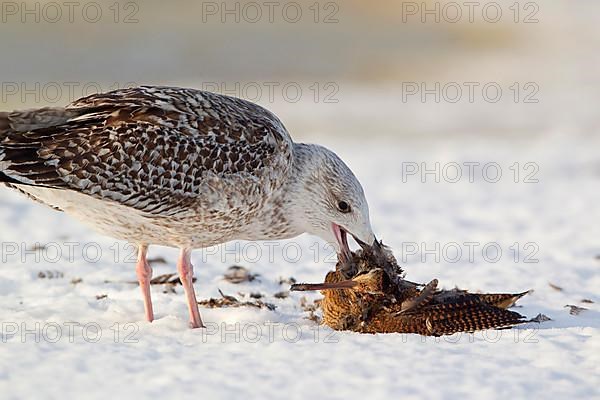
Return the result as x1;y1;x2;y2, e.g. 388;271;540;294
1;0;598;143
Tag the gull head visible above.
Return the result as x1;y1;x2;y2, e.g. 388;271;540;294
291;143;377;261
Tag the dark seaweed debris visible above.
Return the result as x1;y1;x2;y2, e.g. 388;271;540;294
198;289;276;311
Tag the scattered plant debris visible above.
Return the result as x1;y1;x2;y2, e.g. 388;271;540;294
37;270;64;279
278;277;297;285
148;257;168;265
70;278;83;285
529;313;552;323
96;294;108;300
565;305;587;315
148;273;197;294
273;291;289;299
223;266;259;284
199;289;276;311
548;283;563;291
150;273;196;286
237;291;265;299
120;273;197;288
581;299;594;304
300;296;322;324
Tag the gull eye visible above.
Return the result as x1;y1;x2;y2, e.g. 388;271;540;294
337;201;351;213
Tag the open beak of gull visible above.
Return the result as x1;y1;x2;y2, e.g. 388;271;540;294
331;223;378;262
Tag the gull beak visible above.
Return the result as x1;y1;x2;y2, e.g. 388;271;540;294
351;234;381;252
332;223;379;260
331;223;352;262
352;236;371;251
372;237;382;250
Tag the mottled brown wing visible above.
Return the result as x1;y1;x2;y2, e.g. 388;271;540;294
0;86;293;216
418;296;528;335
478;291;532;309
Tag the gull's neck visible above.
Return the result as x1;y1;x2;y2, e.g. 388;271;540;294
241;143;319;241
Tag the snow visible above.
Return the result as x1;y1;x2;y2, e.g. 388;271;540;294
0;135;599;400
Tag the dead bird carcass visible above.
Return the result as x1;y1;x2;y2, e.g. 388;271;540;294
292;242;535;336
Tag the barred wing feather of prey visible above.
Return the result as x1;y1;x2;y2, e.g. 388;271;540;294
0;86;294;218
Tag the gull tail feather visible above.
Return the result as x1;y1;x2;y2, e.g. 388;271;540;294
0;112;10;134
1;107;77;133
0;107;78;187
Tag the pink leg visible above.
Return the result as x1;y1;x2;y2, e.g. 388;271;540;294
136;245;154;323
177;248;205;329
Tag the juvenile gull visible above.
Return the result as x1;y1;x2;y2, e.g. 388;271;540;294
0;86;375;328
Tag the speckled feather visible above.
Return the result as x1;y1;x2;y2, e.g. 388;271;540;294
0;86;297;247
1;85;378;329
310;248;531;336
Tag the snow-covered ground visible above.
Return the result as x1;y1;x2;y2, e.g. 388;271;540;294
0;135;598;399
